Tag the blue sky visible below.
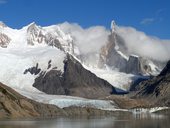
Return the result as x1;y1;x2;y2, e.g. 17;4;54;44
0;0;169;39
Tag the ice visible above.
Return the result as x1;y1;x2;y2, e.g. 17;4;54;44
17;89;119;111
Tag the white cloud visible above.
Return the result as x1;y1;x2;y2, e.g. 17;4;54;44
0;0;7;4
59;22;109;55
140;18;155;25
58;21;170;62
117;26;170;61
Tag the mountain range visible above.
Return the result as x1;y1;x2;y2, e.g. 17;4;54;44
0;21;169;118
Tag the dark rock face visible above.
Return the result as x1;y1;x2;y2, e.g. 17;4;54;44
106;49;128;71
159;61;170;76
24;63;41;75
33;70;65;95
33;55;115;99
133;60;170;106
63;55;116;98
124;56;141;74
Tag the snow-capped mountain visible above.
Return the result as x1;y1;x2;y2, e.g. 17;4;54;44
0;21;117;98
0;21;76;55
0;21;164;75
99;21;164;75
0;21;167;93
0;21;166;93
0;20;168;111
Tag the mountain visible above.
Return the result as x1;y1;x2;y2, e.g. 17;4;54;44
132;60;170;107
0;22;76;54
33;54;115;99
0;22;118;99
99;21;163;75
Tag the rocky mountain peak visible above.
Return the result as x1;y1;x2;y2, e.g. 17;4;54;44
26;22;45;45
111;20;116;33
27;22;41;33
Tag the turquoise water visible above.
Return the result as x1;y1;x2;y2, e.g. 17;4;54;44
0;114;169;128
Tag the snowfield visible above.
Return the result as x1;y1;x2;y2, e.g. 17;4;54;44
0;46;65;92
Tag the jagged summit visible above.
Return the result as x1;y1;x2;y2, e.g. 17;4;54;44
0;21;75;54
111;20;116;33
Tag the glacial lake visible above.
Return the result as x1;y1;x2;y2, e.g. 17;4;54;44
0;114;169;128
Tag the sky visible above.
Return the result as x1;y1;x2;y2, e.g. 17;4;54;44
0;0;169;39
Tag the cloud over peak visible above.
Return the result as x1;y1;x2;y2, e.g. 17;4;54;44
59;22;110;55
58;21;170;62
117;26;170;61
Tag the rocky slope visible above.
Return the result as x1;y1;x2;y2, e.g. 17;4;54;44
132;60;170;106
0;82;67;118
33;54;116;99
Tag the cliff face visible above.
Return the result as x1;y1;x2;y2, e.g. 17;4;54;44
132;60;170;106
33;55;116;99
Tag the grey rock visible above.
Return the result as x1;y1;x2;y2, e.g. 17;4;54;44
132;60;170;106
33;70;65;95
33;54;116;99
